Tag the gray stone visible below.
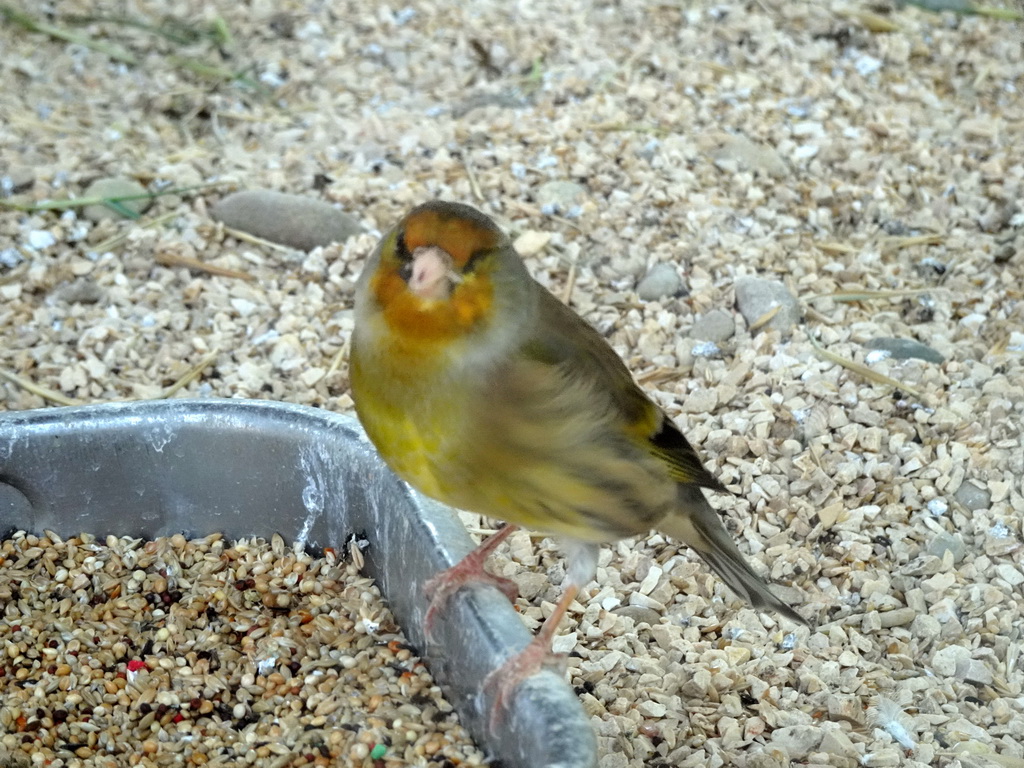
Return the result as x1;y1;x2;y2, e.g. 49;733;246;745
211;189;362;251
0;248;23;268
734;276;801;334
635;263;682;300
612;605;662;625
82;177;152;222
690;308;736;342
535;181;586;214
955;480;991;511
1;164;35;194
863;337;944;364
452;89;528;117
53;278;105;305
926;531;966;563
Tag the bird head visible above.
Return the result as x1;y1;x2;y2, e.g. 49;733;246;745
356;201;531;347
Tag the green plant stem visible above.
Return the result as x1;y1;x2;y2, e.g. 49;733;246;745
0;4;137;63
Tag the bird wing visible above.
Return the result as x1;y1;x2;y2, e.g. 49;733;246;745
521;285;726;493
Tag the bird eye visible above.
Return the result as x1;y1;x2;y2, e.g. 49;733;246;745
392;231;415;282
394;231;413;261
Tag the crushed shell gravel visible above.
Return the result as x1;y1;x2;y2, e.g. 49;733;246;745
2;0;1024;765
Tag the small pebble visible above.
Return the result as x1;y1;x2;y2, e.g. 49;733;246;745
877;607;918;629
996;563;1024;587
611;605;662;625
954;658;993;685
636;700;667;718
711;133;788;177
931;644;972;677
535;180;586;215
52;278;105;305
820;729;858;758
211;189;362;251
636;263;682;300
863;337;944;364
954;481;991;511
734;276;801;334
26;230;56;250
513;230;551;257
926;532;966;563
690;308;736;342
861;748;903;767
1;164;35;193
0;247;23;268
768;725;823;759
82;177;152;222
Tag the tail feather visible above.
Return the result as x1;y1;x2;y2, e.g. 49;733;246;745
659;485;807;626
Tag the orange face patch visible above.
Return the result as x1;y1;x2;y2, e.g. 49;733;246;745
370;261;494;344
368;204;500;345
401;207;500;270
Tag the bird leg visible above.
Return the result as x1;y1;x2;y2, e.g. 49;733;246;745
483;581;580;731
422;523;520;635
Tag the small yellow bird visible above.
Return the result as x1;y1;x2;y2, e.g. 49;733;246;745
350;201;805;704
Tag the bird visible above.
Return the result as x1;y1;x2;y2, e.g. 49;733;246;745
349;200;805;715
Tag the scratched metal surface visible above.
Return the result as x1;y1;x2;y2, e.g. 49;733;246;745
0;399;596;768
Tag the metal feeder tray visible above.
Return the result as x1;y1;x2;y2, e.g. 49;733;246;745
0;398;597;768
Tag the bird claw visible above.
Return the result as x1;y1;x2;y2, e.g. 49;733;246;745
421;525;521;640
484;640;568;733
423;568;519;638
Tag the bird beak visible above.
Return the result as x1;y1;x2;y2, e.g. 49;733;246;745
408;246;461;300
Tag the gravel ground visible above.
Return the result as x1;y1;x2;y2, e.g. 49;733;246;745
2;1;1024;766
